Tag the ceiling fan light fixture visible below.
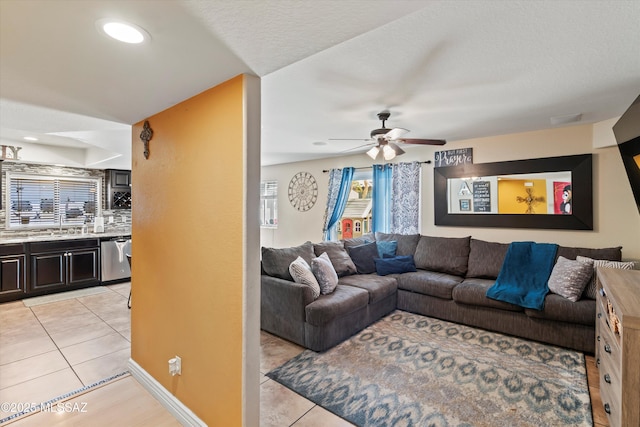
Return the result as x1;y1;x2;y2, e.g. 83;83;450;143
366;146;380;160
382;145;396;160
388;142;405;156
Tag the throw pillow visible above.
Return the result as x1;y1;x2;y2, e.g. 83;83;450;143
374;232;420;256
313;241;357;277
576;256;635;299
289;257;320;299
261;241;315;281
547;256;593;302
347;241;379;274
342;233;374;249
311;252;339;294
376;240;398;259
375;255;417;276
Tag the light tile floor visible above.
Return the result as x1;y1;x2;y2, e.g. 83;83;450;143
0;283;132;421
1;286;604;426
0;284;352;426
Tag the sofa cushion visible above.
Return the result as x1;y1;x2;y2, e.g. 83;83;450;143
289;256;321;299
376;240;398;258
556;245;622;262
394;270;463;300
547;256;593;302
311;252;339;295
305;285;369;326
524;294;595;326
374;255;417;276
576;256;635;299
338;274;397;304
347;242;379;274
313;241;357;277
262;241;315;281
453;278;524;312
466;239;509;279
375;232;420;256
413;235;471;276
342;233;374;249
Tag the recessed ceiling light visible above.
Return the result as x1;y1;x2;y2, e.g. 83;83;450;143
97;19;150;44
312;141;327;146
23;136;38;141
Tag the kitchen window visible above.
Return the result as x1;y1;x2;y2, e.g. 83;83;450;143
5;172;101;229
260;180;278;228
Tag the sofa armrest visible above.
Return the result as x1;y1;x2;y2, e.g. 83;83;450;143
260;275;314;346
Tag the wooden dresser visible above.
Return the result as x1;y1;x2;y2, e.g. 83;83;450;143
596;267;640;427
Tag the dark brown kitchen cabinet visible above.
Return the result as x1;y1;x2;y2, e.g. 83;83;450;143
0;243;27;302
30;239;100;292
106;169;131;209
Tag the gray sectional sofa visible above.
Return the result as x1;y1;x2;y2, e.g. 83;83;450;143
260;232;622;353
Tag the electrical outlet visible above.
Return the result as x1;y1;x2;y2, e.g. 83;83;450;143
168;356;182;376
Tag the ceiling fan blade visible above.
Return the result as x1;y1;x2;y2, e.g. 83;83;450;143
340;142;376;153
398;138;447;146
384;127;409;140
329;138;372;141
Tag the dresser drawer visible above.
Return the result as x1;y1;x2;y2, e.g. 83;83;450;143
599;382;621;427
598;352;621;400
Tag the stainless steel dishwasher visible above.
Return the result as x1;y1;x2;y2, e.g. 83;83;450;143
101;236;131;282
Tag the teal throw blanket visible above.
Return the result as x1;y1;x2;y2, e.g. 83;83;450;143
486;241;558;310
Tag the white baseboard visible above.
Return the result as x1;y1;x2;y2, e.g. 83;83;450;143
128;358;206;426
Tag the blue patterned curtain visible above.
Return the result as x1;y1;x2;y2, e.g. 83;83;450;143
390;161;421;234
322;167;355;240
372;164;392;233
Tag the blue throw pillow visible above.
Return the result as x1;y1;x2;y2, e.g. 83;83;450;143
377;240;397;259
374;255;417;276
347;241;379;274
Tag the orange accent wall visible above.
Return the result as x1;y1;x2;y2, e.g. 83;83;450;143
130;75;255;425
498;179;548;214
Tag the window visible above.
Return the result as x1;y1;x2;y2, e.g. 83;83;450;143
260;180;278;228
337;171;372;239
6;173;101;229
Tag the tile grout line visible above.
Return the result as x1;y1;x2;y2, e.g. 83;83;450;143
27;303;86;387
288;404;318;426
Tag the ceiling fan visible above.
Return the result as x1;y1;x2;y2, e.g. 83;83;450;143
330;111;446;161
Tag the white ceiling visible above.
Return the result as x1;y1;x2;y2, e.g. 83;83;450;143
1;0;639;168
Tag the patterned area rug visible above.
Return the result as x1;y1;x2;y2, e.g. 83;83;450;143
267;311;592;427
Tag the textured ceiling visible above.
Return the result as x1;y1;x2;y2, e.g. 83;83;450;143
1;0;639;168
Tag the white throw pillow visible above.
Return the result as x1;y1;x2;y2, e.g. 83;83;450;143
577;256;635;299
547;256;593;302
311;252;339;295
289;256;320;299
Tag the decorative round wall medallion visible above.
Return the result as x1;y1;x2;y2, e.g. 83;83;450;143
288;172;318;211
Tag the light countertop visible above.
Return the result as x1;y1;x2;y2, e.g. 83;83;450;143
0;230;131;245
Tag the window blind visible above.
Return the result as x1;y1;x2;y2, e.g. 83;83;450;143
6;173;101;229
260;180;278;227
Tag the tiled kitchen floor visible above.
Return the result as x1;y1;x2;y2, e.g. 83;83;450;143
0;286;604;426
0;283;132;422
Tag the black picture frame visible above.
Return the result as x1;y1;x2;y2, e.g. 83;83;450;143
434;154;593;230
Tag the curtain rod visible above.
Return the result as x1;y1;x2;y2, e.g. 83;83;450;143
322;160;431;173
